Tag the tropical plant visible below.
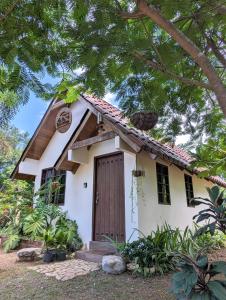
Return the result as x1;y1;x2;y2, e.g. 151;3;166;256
191;185;226;236
172;252;226;300
2;229;20;253
120;224;225;277
171;185;226;300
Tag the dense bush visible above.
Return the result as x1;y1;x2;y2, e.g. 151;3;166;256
120;224;226;277
0;181;82;252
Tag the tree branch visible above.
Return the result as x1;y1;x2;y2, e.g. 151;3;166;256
120;11;145;19
206;36;226;68
133;51;212;90
215;4;226;15
0;0;21;23
135;0;226;117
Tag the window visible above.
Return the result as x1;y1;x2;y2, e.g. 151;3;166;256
156;163;171;205
41;168;66;205
184;174;194;207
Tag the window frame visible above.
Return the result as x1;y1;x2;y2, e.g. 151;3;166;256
156;163;171;205
41;167;66;205
184;174;194;207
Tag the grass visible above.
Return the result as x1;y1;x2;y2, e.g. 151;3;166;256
1;247;226;300
0;269;175;300
0;249;174;300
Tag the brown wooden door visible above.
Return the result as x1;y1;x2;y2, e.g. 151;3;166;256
93;152;125;242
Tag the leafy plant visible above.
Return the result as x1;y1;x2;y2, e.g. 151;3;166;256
121;225;192;276
120;224;225;277
192;185;226;236
171;185;226;300
172;252;226;300
2;229;20;253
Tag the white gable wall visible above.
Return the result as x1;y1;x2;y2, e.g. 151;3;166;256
34;100;87;192
136;151;212;236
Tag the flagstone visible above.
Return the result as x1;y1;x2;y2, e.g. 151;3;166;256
28;259;100;281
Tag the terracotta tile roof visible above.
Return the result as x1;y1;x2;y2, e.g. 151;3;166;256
83;94;226;188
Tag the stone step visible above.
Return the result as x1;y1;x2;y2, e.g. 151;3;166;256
76;250;104;264
89;241;117;255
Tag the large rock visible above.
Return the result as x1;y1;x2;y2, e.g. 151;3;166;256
102;255;126;275
17;247;42;262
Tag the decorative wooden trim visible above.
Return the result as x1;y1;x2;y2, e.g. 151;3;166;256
79;95;141;153
51;100;66;110
54;111;92;170
55;107;72;133
11;100;55;179
71;131;116;150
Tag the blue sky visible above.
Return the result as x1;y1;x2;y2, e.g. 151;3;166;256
12;93;49;135
11;75;58;135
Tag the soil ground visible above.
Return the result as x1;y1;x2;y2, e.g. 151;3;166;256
0;248;226;300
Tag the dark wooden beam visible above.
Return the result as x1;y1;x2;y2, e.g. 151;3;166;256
71;131;116;150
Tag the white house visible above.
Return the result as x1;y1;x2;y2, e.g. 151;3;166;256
12;94;226;250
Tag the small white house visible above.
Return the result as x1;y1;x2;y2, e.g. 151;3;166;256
12;94;226;249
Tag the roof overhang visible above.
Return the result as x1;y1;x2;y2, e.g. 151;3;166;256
11;99;68;180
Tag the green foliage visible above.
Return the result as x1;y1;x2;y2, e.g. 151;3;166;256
172;253;226;300
119;224;225;277
171;185;226;300
22;196;83;251
2;230;21;253
192;185;226;236
1;0;225;150
192;124;226;177
0;125;33;252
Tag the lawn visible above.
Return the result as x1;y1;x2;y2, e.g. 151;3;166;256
1;248;226;300
0;249;174;300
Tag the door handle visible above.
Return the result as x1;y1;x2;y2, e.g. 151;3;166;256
96;193;99;205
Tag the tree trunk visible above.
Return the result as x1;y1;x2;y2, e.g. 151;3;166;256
137;0;226;117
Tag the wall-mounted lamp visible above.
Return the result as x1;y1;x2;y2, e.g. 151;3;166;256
132;170;145;177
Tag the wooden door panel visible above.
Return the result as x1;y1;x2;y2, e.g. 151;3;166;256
94;153;125;242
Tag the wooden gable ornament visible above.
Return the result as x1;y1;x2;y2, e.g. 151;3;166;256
56;107;72;133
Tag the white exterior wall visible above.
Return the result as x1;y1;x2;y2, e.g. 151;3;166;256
136;151;212;236
29;99;215;246
32;101;137;247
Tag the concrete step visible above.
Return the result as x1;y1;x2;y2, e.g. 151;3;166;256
76;250;104;264
89;241;117;255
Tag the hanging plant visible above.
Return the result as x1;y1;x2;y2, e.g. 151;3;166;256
130;111;158;131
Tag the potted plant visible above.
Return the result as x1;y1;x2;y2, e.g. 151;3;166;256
42;229;57;263
55;228;67;261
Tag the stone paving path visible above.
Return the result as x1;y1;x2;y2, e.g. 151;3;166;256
28;259;100;281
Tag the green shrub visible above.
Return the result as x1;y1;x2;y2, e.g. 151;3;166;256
22;200;83;252
1;182;83;252
121;225;187;276
120;224;225;277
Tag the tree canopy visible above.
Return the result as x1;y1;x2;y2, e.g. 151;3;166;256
0;0;70;127
0;0;225;176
